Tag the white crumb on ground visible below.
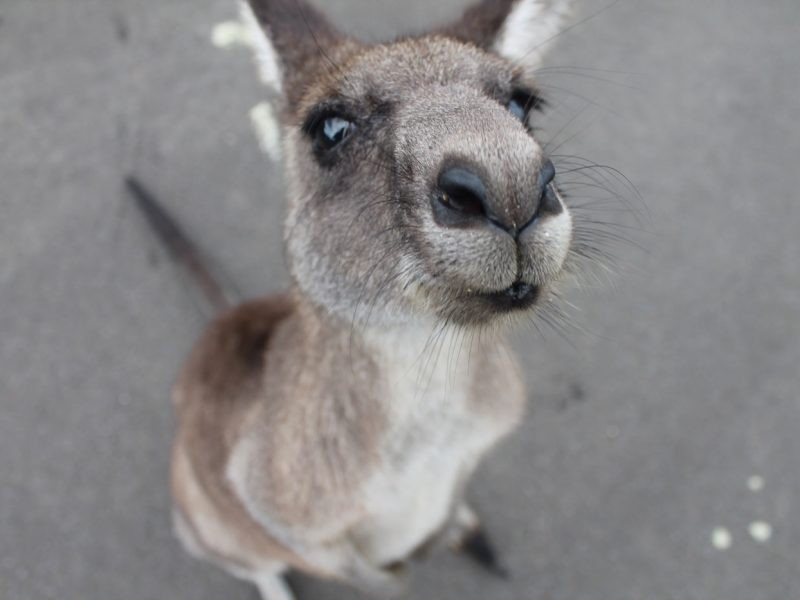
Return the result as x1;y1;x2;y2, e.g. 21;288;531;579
249;102;281;161
747;475;765;492
748;521;773;544
711;527;732;550
211;20;252;49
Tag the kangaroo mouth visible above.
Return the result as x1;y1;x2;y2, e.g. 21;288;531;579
476;281;540;312
435;280;541;325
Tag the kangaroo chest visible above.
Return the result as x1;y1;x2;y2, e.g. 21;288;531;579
352;329;509;566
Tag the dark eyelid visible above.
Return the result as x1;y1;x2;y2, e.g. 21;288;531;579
509;88;546;114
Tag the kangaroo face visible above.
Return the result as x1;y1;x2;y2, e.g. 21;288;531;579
247;0;574;325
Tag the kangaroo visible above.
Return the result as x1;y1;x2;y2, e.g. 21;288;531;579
153;0;581;598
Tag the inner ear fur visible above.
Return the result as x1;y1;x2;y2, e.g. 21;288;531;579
439;0;521;49
439;0;571;68
246;0;343;102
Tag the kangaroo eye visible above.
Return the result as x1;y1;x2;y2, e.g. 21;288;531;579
318;116;354;149
303;107;356;156
507;90;543;122
508;96;527;121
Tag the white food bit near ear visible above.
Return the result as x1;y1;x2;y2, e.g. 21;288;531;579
494;0;572;69
747;475;765;492
711;527;732;550
249;102;282;161
211;20;251;48
748;521;773;544
209;3;288;91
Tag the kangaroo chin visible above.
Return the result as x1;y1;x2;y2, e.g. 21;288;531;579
160;1;579;598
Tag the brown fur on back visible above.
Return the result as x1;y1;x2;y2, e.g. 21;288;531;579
171;293;388;575
171;295;301;570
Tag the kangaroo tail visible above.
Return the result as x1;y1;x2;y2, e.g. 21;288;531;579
125;175;237;314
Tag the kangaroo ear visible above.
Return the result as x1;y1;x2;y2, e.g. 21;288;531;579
240;0;342;100
441;0;571;70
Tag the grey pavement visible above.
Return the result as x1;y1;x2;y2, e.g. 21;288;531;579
1;0;799;599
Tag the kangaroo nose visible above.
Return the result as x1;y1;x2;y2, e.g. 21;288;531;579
433;161;561;234
435;166;490;221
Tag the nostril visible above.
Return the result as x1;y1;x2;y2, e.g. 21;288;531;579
436;167;488;218
539;159;556;188
536;159;563;217
437;190;485;217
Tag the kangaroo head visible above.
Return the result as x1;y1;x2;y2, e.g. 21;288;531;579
245;0;573;326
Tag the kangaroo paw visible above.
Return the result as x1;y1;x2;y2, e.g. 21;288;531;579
449;504;509;579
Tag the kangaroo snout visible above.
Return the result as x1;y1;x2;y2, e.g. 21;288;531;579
400;100;573;323
433;158;562;237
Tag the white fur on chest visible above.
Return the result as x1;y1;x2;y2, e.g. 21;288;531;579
353;326;507;565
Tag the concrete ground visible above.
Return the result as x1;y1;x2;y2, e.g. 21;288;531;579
1;0;798;598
